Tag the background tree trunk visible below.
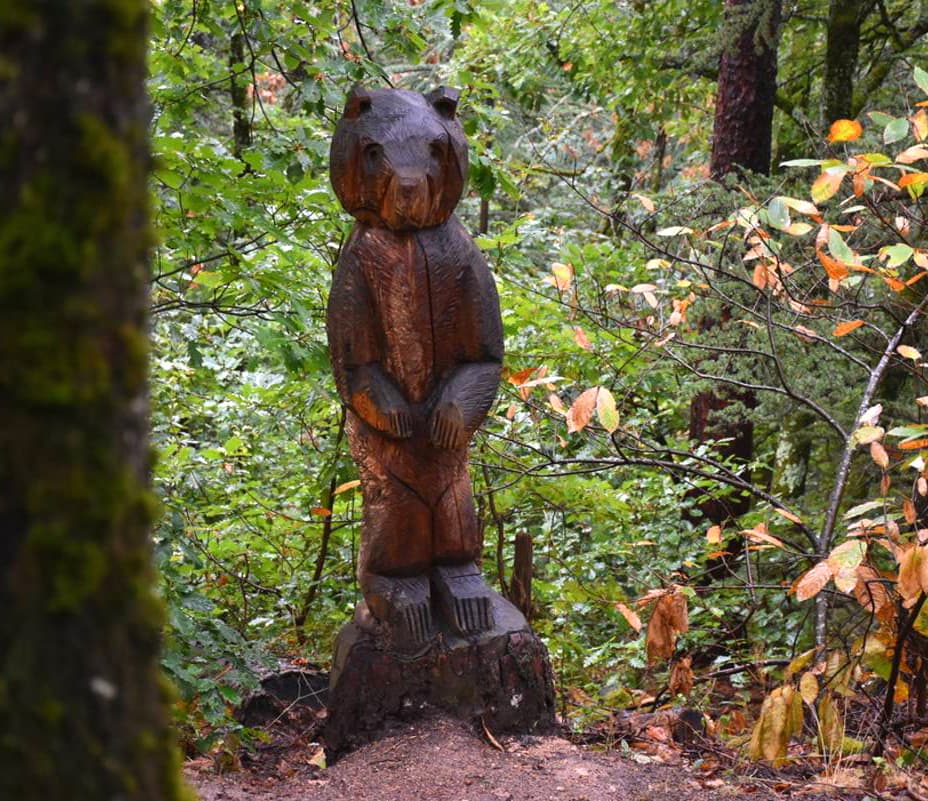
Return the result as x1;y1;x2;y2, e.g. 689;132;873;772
710;0;781;178
0;3;187;799
823;0;864;124
691;0;779;582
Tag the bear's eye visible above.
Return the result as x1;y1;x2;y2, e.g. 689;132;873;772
363;143;383;166
429;140;445;161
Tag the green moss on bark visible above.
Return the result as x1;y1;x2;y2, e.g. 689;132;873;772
0;2;189;799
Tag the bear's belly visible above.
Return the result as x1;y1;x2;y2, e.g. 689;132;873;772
379;250;434;404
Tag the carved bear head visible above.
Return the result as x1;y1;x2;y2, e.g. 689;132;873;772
330;86;468;231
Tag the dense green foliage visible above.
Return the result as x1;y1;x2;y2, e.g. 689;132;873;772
147;0;928;756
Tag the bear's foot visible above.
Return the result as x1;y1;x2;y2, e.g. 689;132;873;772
366;574;433;650
432;562;494;636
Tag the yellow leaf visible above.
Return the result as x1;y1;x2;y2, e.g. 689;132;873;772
784;648;817;678
811;169;845;203
334;479;361;495
776;196;821;216
852;425;884;445
799;671;819;705
596;386;620;433
774;507;803;525
897;545;928;604
631;193;655;212
550;262;573;292
796;561;833;601
818;692;845;755
913;109;928;141
898;344;922;360
749;686;799;766
707;524;722;544
833;319;864;337
566;387;598;433
828;118;863;142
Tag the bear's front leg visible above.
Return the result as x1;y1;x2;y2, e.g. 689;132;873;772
428;361;501;450
348;362;413;439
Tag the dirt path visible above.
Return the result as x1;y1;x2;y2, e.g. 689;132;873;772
185;715;855;801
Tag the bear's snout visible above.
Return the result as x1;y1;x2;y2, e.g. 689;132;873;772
383;170;432;229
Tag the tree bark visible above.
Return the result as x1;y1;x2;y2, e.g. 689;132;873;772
710;0;781;178
509;532;534;621
0;3;187;799
823;0;864;124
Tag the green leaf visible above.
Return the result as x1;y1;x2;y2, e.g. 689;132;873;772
884;117;910;145
915;65;928;96
827;228;854;263
843;500;885;519
880;243;913;268
766;197;790;230
868;111;895;126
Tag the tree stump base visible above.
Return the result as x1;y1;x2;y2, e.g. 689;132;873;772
323;591;556;760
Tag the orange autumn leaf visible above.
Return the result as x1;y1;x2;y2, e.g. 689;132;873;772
899;172;928;189
615;602;643;632
796;561;834;601
566;387;599;433
817;249;849;280
833;319;864;337
828;118;863;142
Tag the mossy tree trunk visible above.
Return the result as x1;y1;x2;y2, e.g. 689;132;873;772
710;0;780;178
0;3;188;799
823;0;864;124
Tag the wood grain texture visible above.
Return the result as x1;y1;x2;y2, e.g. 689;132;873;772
327;86;504;647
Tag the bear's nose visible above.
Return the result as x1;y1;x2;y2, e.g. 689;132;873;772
387;172;430;226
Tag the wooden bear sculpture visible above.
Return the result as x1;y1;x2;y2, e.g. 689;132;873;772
327;85;503;650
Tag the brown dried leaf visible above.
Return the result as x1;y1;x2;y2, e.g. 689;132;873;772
853;565;890;614
646;591;689;665
669;657;694;698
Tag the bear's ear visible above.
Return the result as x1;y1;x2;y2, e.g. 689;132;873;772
426;86;459;120
343;85;372;119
